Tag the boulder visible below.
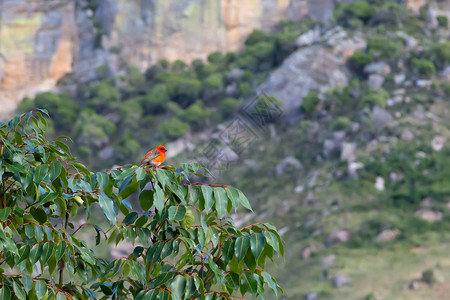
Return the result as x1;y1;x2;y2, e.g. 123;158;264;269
295;26;321;47
348;162;364;178
368;74;385;89
376;229;400;242
98;146;114;160
320;254;336;270
401;129;414;141
326;230;351;245
340;142;356;162
275;156;303;176
416;80;432;88
431;136;446;152
415;209;443;222
371;106;392;130
364;62;391;76
375;176;385;191
332;273;351;288
306;292;318;300
394;73;406;85
226;69;244;82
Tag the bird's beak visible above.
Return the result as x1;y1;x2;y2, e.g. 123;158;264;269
163;149;167;152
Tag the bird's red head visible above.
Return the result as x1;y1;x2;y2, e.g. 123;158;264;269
156;145;167;152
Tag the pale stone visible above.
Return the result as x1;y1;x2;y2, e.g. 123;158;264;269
431;136;446;152
375;176;385;191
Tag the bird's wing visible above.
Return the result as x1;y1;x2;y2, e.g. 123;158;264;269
141;149;161;165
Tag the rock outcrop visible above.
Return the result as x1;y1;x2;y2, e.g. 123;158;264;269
0;0;347;120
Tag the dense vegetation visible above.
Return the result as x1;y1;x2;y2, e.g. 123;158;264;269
19;19;317;170
18;0;450;298
0;111;283;299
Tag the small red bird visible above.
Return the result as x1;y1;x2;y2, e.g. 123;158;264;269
140;145;167;166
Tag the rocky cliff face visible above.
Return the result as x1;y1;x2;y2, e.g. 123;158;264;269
0;0;315;120
0;0;431;120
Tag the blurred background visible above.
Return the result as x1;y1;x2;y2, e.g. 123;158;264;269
3;0;450;299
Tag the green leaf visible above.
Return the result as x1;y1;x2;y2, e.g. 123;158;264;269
240;272;258;296
262;272;278;296
0;207;11;222
226;187;240;210
13;280;26;300
97;172;109;191
222;240;235;265
224;273;239;292
136;167;146;181
154;186;165;213
139;190;153;211
145;289;160;300
201;185;214;213
48;160;62;182
35;280;47;299
55;241;66;261
30;207;47;224
170;275;187;300
250;233;265;260
187;185;200;205
73;163;91;175
213;187;228;218
30;244;43;265
17;245;30;264
56;293;67;300
169;206;186;222
0;287;11;300
40;242;54;264
22;275;33;293
123;212;138;224
33;164;48;185
235;236;250;262
99;192;117;224
264;231;280;253
238;190;253;211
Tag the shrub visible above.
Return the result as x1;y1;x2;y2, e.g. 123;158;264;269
437;15;448;28
203;73;223;91
411;58;436;76
360;88;389;108
349;51;373;74
74;110;116;147
432;42;450;67
207;51;224;65
89;81;121;111
120;99;143;129
246;41;276;67
139;84;169;114
155;71;202;106
171;59;188;73
236;54;258;71
334;1;376;26
125;66;146;94
177;101;212;129
32;92;77;129
197;63;219;79
331;116;352;130
301;91;320;113
220;97;239;118
245;29;271;46
158;117;191;139
18;97;35;113
422;269;436;285
367;35;401;58
239;82;251;97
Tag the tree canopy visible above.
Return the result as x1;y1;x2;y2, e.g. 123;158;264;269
0;110;283;299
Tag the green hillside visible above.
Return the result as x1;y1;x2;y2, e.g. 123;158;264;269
19;1;450;299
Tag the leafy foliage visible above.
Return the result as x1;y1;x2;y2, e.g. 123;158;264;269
0;111;283;299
